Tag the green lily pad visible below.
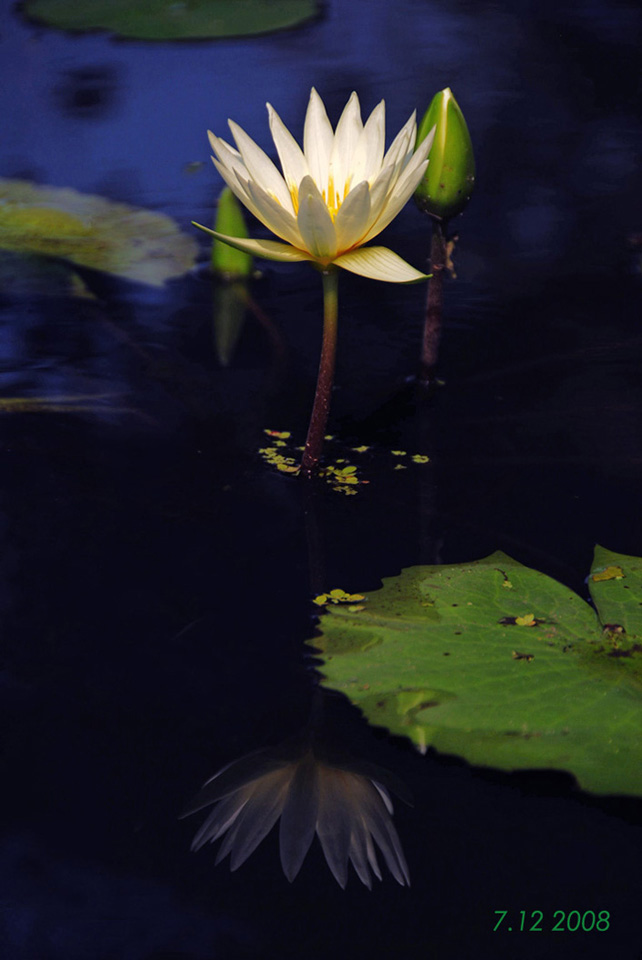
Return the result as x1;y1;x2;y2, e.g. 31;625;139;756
312;547;642;796
0;179;197;287
20;0;319;40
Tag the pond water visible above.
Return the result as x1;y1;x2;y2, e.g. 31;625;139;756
1;1;642;958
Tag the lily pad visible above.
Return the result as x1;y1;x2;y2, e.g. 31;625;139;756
0;179;197;287
312;547;642;796
20;0;319;40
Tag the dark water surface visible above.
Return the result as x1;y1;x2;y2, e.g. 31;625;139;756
1;1;642;958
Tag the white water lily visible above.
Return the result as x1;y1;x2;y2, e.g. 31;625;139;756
196;88;435;283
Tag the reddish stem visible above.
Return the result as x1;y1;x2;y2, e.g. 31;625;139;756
300;268;339;479
419;217;447;386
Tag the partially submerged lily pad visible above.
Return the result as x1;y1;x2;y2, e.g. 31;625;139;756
20;0;319;40
0;179;197;287
313;546;642;796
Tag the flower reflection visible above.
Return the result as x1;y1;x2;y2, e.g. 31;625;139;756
181;742;410;889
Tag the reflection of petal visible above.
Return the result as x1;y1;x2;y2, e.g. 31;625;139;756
217;771;289;870
182;744;411;889
279;751;320;881
316;768;353;888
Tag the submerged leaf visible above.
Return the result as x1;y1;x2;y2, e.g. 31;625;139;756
0;179;197;287
21;0;319;40
211;189;253;280
313;547;642;796
212;282;248;367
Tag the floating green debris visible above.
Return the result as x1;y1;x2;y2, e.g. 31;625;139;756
312;546;642;796
313;589;366;607
258;432;430;492
591;565;624;582
515;613;536;627
0;179;197;286
21;0;319;40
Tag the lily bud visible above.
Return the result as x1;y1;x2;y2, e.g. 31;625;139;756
414;88;475;221
211;187;253;279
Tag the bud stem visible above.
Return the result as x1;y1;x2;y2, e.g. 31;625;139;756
300;267;339;479
419;217;447;387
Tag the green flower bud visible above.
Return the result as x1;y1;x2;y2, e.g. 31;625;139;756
414;88;475;221
211;187;253;279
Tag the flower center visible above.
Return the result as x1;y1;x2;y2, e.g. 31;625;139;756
286;177;352;222
323;175;352;221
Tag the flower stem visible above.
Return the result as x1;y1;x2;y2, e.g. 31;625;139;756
300;267;339;479
419;217;447;387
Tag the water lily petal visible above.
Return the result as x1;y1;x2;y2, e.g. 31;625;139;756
210;161;302;250
208;131;243;169
297;177;337;260
211;158;263;221
328;91;362;199
393;123;434;191
381;110;417;174
245;179;304;247
413;123;436;166
303;88;334;194
267;103;309;199
333;180;371;251
228;119;293;212
209;137;254;200
192;223;313;262
360;162;396;232
361;156;429;242
392;151;432;204
351;99;385;186
334;246;428;283
361;133;433;243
